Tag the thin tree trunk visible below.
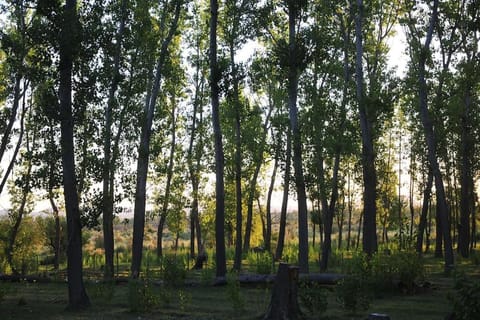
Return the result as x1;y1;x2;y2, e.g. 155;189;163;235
412;0;454;271
416;168;433;254
157;99;177;258
131;0;182;278
244;100;273;254
102;0;127;280
355;0;377;256
210;0;226;279
265;128;279;253
458;89;473;258
287;1;309;274
59;0;89;309
275;129;291;261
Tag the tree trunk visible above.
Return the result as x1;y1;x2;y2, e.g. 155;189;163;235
157;100;177;257
131;0;182;279
414;0;454;271
355;0;377;256
102;0;127;280
416;168;433;254
210;0;226;279
287;2;309;274
275;129;291;260
244;100;273;254
265;128;279;253
59;0;90;309
229;42;243;271
264;263;302;320
458;89;473;258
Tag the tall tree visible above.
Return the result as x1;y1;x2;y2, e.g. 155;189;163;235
404;0;454;271
355;0;378;255
102;0;128;280
210;0;227;279
58;0;90;309
130;0;182;279
286;0;309;273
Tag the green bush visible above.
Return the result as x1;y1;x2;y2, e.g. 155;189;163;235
226;272;244;314
87;281;115;304
162;256;186;287
336;252;372;313
449;273;480;320
128;279;159;312
336;274;372;313
247;251;273;274
299;282;328;316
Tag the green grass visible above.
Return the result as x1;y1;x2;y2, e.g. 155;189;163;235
1;252;477;319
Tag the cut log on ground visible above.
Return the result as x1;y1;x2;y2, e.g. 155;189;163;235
264;263;303;320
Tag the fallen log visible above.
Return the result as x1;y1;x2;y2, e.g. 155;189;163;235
237;272;344;285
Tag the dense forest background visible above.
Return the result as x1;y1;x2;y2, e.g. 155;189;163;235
0;0;479;310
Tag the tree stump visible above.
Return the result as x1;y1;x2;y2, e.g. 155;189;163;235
264;263;302;320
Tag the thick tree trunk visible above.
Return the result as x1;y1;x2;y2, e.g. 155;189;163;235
131;0;182;279
264;263;302;320
355;0;377;256
59;0;90;309
275;130;291;260
210;0;226;279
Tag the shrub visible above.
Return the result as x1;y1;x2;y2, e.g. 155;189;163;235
336;274;372;313
299;282;328;316
336;252;372;313
449;273;480;320
162;256;186;287
247;251;273;274
128;279;159;312
87;281;115;304
226;271;244;314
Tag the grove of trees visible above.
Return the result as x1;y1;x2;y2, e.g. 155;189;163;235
0;0;478;310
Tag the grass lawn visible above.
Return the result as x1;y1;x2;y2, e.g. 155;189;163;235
0;254;477;319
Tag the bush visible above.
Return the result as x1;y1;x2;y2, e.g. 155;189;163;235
247;251;273;274
162;256;186;287
370;250;425;295
226;272;244;314
87;281;115;304
336;252;372;313
299;282;328;316
128;279;159;312
449;273;480;320
336;274;372;313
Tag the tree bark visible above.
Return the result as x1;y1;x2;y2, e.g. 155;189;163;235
210;0;226;279
264;263;302;320
59;0;90;309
